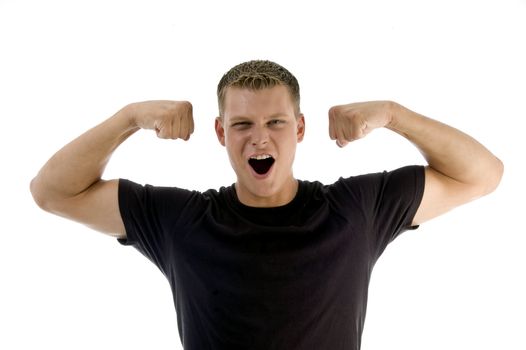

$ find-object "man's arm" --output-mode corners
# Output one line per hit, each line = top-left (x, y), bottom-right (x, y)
(328, 101), (503, 225)
(30, 100), (194, 238)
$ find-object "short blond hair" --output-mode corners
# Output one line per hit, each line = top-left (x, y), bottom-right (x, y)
(217, 60), (301, 116)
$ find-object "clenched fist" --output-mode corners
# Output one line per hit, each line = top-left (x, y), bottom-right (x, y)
(328, 101), (395, 147)
(126, 100), (195, 140)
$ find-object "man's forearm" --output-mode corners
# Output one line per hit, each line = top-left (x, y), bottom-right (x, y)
(30, 106), (138, 207)
(386, 102), (503, 193)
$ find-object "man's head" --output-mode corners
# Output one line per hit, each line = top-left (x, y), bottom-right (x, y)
(215, 60), (305, 207)
(217, 60), (301, 117)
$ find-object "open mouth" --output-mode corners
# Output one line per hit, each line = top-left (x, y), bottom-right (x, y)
(248, 154), (275, 175)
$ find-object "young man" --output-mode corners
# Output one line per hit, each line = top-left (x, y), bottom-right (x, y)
(30, 60), (503, 349)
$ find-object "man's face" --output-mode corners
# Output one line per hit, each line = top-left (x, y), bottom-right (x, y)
(215, 85), (305, 207)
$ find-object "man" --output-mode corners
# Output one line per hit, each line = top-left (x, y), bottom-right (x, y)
(30, 60), (503, 349)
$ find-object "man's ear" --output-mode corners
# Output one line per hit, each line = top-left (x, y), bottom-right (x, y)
(215, 117), (226, 146)
(296, 114), (305, 142)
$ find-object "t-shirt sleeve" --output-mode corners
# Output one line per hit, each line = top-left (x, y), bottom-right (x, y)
(371, 165), (425, 256)
(334, 165), (425, 259)
(117, 179), (201, 274)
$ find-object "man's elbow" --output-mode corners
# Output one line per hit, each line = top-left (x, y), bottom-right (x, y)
(30, 177), (46, 210)
(30, 176), (57, 212)
(478, 156), (504, 197)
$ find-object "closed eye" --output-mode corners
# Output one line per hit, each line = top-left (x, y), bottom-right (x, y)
(231, 121), (252, 129)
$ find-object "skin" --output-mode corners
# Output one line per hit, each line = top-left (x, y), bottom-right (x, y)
(215, 85), (305, 207)
(30, 85), (503, 239)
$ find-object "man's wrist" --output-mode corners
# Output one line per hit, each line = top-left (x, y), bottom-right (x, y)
(385, 102), (421, 138)
(115, 103), (141, 132)
(385, 101), (403, 131)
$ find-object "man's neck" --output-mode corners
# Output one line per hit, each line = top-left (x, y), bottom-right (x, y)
(235, 178), (299, 208)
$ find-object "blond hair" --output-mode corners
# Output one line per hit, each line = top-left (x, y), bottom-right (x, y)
(217, 60), (301, 116)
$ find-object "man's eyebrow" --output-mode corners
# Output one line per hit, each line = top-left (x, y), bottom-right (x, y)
(228, 113), (290, 123)
(228, 116), (252, 123)
(267, 113), (289, 119)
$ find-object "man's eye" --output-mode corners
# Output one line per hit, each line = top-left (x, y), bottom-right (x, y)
(268, 120), (284, 126)
(232, 122), (251, 128)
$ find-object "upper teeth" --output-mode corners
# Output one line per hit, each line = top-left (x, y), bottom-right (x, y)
(250, 154), (272, 160)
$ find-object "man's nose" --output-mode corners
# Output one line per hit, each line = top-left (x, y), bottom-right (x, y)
(250, 125), (269, 147)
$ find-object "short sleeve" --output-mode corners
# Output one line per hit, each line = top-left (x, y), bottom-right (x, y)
(333, 165), (425, 259)
(370, 166), (425, 256)
(117, 179), (200, 274)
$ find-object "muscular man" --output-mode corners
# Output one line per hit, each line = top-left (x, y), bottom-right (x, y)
(30, 60), (503, 349)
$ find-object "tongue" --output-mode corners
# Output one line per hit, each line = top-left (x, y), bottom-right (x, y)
(249, 158), (275, 175)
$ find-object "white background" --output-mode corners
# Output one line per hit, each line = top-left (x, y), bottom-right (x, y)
(1, 0), (525, 349)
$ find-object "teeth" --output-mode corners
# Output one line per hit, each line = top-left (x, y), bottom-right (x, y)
(250, 154), (272, 160)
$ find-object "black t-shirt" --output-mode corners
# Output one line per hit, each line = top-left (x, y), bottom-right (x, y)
(118, 165), (425, 350)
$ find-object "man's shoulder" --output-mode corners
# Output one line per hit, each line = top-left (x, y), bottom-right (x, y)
(120, 179), (234, 198)
(119, 179), (232, 216)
